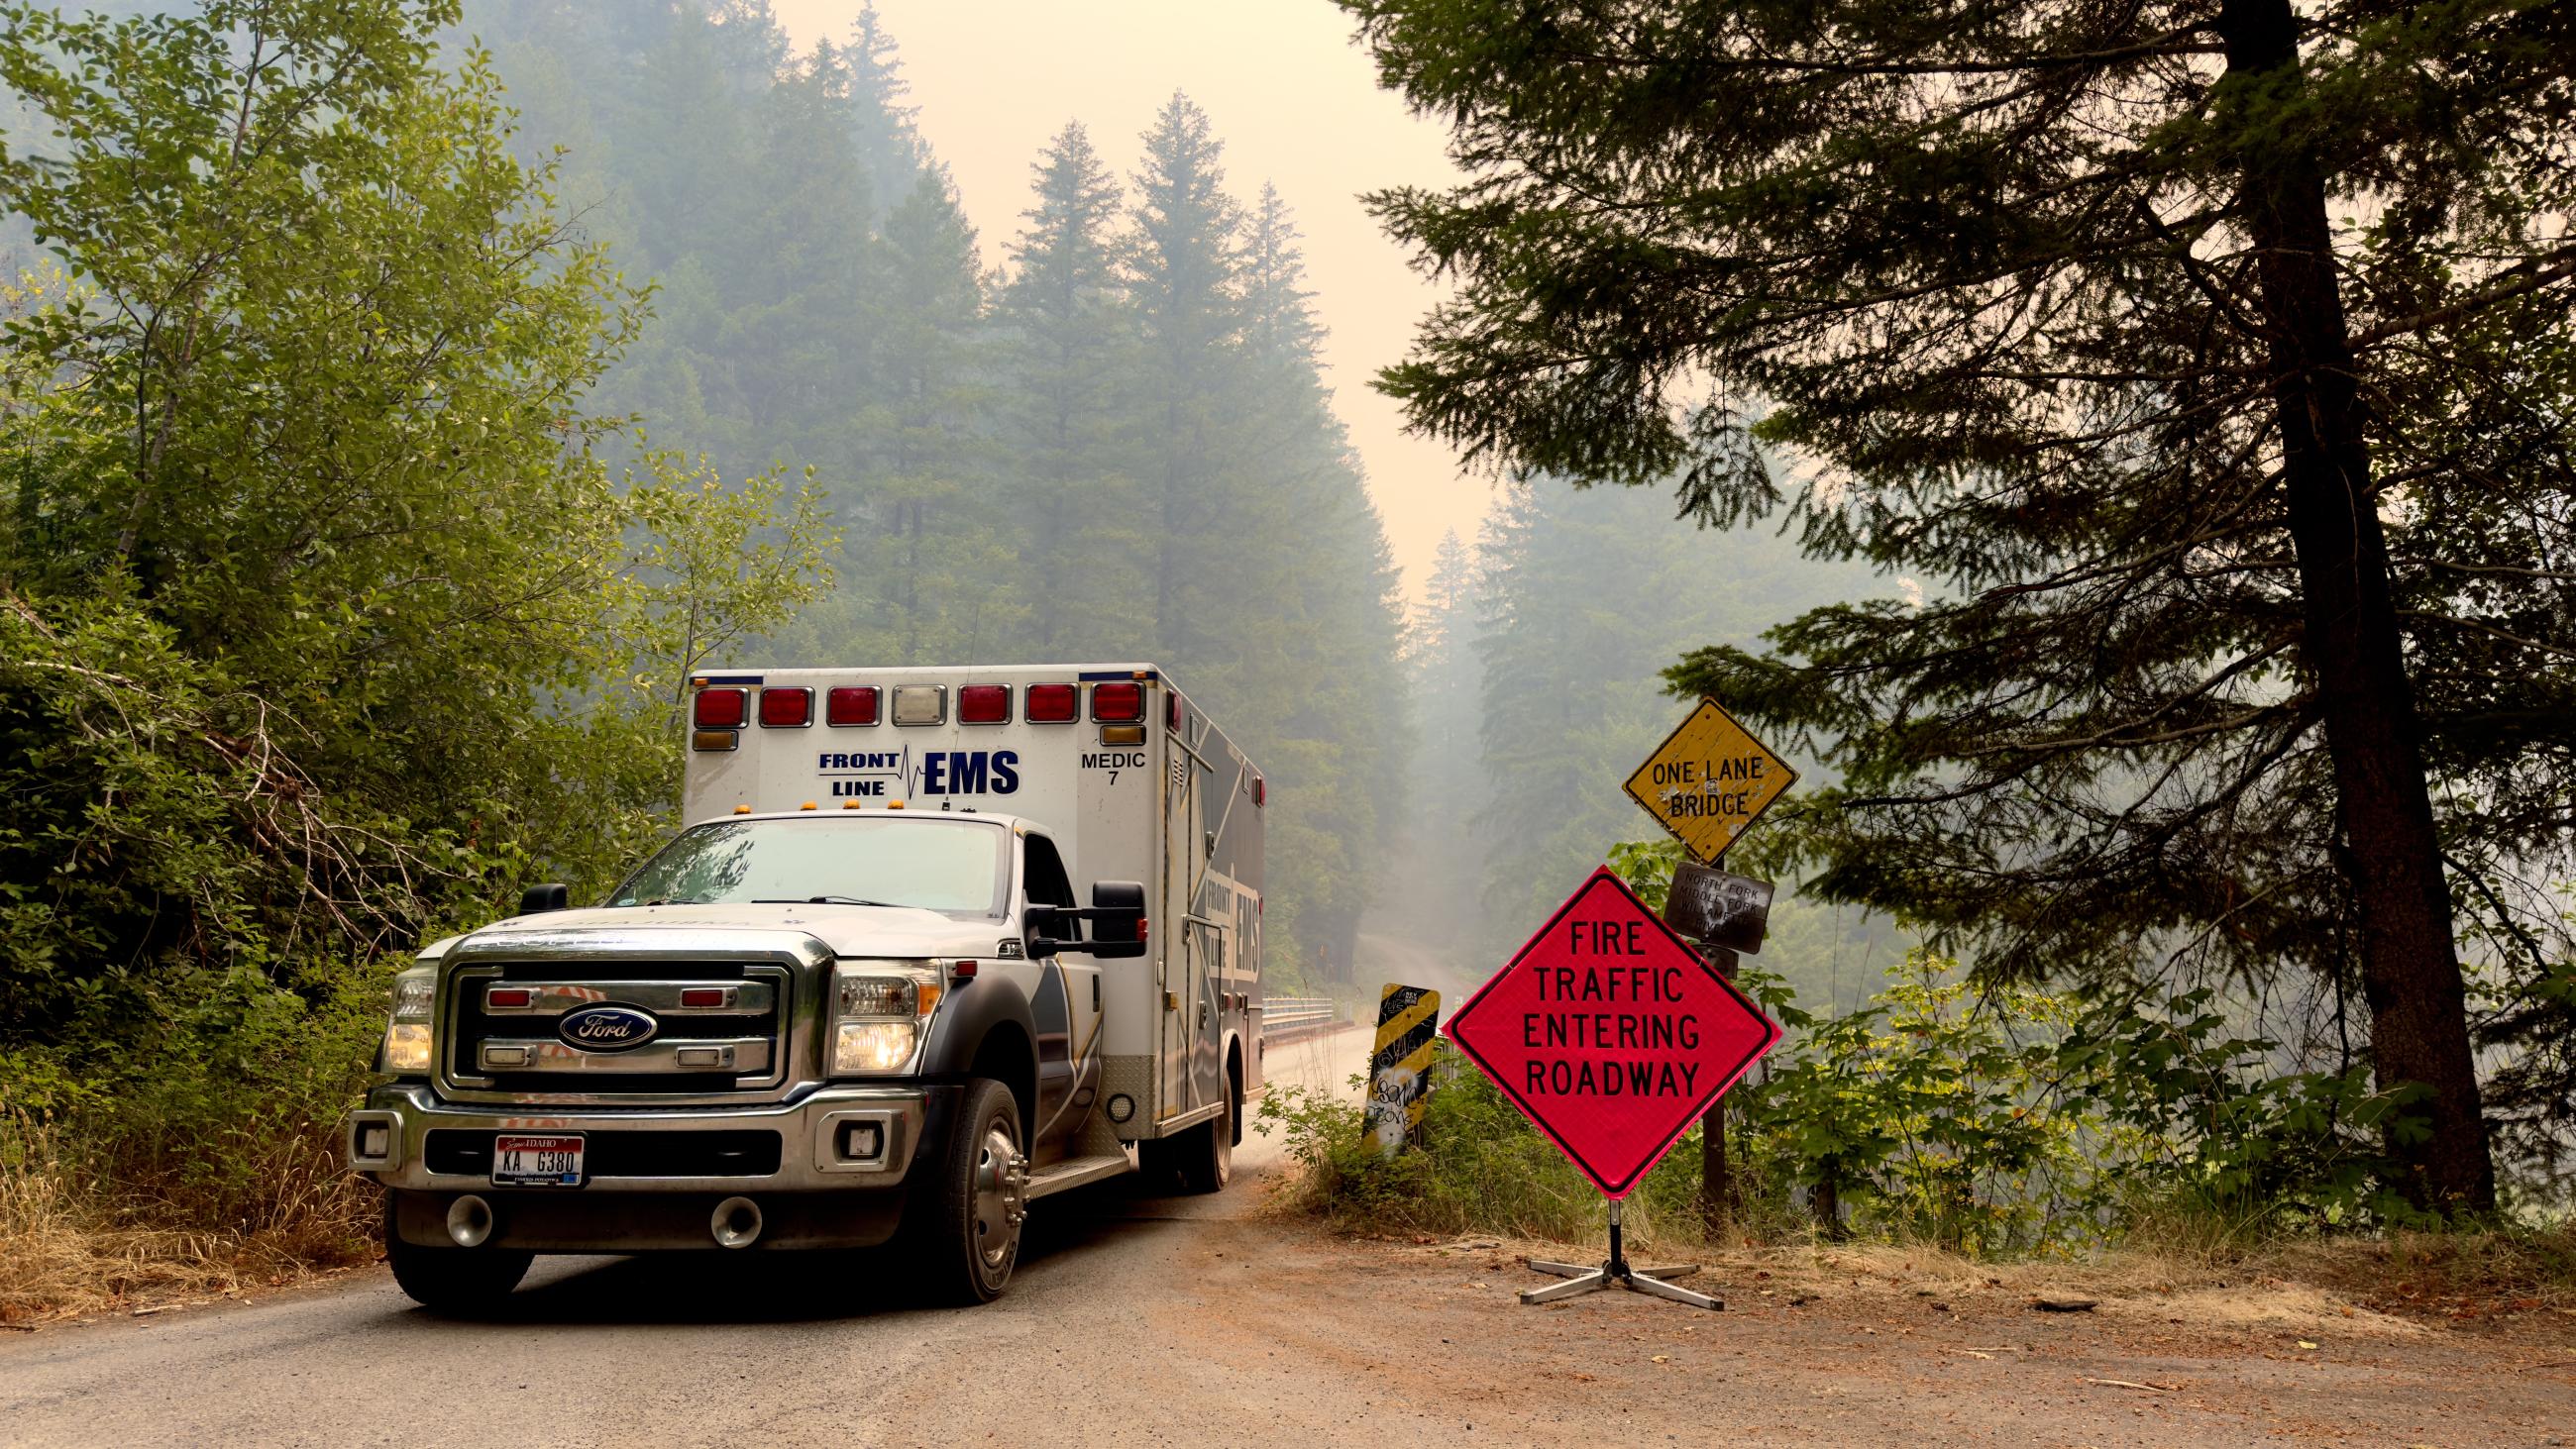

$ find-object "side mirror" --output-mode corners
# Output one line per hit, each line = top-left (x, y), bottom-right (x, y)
(518, 882), (570, 915)
(1022, 903), (1065, 960)
(1081, 881), (1148, 960)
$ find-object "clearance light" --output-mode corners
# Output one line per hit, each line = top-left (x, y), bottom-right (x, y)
(887, 800), (906, 809)
(1167, 692), (1183, 730)
(1091, 680), (1144, 723)
(733, 804), (753, 815)
(1025, 683), (1078, 722)
(694, 687), (747, 729)
(800, 801), (818, 810)
(692, 729), (739, 753)
(1100, 724), (1146, 746)
(892, 684), (946, 726)
(827, 685), (880, 727)
(1254, 775), (1267, 806)
(842, 800), (863, 810)
(959, 684), (1011, 725)
(759, 686), (812, 729)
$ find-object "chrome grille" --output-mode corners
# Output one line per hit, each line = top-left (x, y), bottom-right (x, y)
(446, 964), (791, 1095)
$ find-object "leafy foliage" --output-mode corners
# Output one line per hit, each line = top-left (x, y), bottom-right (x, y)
(0, 0), (826, 1238)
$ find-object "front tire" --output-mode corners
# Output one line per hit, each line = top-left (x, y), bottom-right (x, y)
(909, 1079), (1026, 1304)
(383, 1195), (532, 1312)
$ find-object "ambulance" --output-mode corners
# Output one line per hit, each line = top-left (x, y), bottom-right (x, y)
(347, 665), (1265, 1306)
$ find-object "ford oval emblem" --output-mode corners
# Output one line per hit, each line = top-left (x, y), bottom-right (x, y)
(558, 1003), (659, 1053)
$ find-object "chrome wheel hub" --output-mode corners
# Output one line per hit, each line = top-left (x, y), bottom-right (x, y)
(971, 1124), (1026, 1270)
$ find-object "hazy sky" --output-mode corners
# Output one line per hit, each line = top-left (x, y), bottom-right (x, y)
(771, 0), (1488, 601)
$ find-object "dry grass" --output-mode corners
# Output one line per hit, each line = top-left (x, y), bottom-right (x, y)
(1, 1110), (376, 1326)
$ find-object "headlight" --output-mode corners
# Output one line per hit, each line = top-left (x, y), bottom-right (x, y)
(829, 965), (942, 1076)
(383, 968), (435, 1075)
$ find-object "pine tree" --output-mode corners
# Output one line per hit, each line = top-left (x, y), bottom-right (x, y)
(1394, 530), (1485, 942)
(839, 2), (928, 217)
(840, 173), (1002, 665)
(1125, 93), (1243, 662)
(995, 122), (1142, 653)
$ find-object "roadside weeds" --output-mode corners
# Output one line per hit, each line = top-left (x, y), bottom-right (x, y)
(2, 1115), (374, 1326)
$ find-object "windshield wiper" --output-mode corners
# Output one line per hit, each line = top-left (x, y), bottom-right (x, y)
(753, 895), (898, 907)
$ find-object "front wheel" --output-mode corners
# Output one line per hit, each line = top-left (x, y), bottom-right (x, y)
(383, 1195), (532, 1313)
(907, 1079), (1026, 1304)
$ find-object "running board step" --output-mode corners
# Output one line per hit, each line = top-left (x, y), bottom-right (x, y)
(1025, 1152), (1133, 1200)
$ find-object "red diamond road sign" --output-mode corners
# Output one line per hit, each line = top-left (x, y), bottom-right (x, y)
(1446, 867), (1782, 1198)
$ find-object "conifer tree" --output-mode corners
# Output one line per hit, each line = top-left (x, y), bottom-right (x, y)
(839, 1), (927, 216)
(996, 122), (1141, 651)
(1125, 93), (1243, 662)
(844, 174), (1000, 665)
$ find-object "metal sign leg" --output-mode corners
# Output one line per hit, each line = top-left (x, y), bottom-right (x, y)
(1515, 1200), (1724, 1310)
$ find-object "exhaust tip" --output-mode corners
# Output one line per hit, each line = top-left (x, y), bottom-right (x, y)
(711, 1195), (763, 1249)
(446, 1193), (495, 1248)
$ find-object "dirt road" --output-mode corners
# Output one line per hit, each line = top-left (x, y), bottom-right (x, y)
(4, 1004), (2570, 1446)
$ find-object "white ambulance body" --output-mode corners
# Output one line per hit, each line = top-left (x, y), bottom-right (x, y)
(681, 663), (1270, 1126)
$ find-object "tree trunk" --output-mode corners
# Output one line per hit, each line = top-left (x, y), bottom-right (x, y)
(2219, 0), (2495, 1211)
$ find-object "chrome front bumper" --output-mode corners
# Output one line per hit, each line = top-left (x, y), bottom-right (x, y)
(348, 1081), (941, 1194)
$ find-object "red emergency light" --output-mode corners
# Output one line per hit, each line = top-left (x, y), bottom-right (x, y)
(758, 686), (812, 729)
(694, 687), (747, 729)
(1091, 680), (1144, 724)
(959, 684), (1011, 724)
(1025, 683), (1078, 723)
(827, 686), (880, 727)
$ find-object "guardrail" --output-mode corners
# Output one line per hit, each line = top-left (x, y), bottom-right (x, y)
(1262, 995), (1342, 1042)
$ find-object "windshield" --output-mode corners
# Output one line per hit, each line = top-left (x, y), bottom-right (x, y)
(609, 817), (1011, 915)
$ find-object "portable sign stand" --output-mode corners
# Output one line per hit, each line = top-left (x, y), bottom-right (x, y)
(1520, 1200), (1714, 1308)
(1445, 869), (1781, 1310)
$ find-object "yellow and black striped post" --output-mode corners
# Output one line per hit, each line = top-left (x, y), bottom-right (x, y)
(1364, 983), (1441, 1156)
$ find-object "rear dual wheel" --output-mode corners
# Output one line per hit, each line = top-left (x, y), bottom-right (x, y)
(1143, 1066), (1237, 1194)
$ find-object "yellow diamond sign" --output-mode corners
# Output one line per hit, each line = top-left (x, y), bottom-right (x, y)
(1623, 698), (1797, 865)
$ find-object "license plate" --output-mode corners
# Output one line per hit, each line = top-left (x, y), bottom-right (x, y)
(492, 1133), (586, 1188)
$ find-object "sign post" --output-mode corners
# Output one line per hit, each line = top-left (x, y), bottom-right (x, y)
(1445, 868), (1780, 1308)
